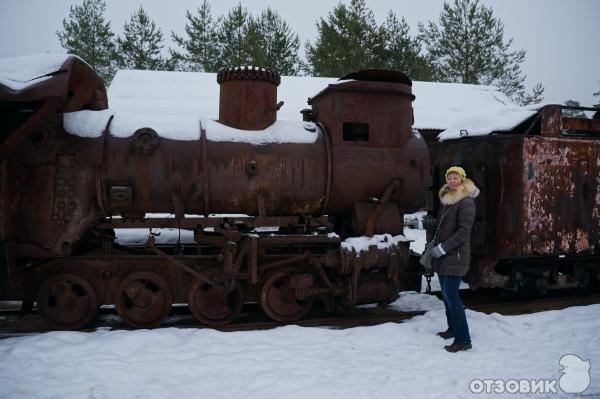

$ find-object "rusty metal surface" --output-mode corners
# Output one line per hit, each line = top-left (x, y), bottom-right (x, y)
(540, 105), (562, 136)
(309, 78), (429, 220)
(522, 136), (598, 255)
(187, 267), (244, 326)
(0, 66), (425, 327)
(352, 202), (403, 236)
(0, 56), (106, 158)
(7, 123), (329, 256)
(115, 270), (173, 328)
(429, 105), (599, 291)
(204, 139), (328, 216)
(6, 119), (102, 256)
(37, 272), (99, 330)
(563, 117), (600, 132)
(541, 104), (600, 137)
(10, 227), (407, 328)
(217, 66), (280, 130)
(5, 92), (425, 259)
(259, 268), (314, 322)
(2, 67), (430, 261)
(1, 56), (106, 254)
(0, 97), (63, 158)
(430, 135), (599, 259)
(101, 134), (329, 218)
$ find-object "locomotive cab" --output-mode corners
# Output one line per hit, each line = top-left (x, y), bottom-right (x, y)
(308, 69), (429, 236)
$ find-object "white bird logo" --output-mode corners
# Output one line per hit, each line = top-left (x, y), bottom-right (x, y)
(559, 354), (591, 394)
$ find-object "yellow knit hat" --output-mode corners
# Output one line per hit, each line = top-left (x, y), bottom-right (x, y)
(445, 166), (466, 180)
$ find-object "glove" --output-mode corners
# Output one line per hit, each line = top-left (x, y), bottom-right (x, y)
(431, 244), (446, 258)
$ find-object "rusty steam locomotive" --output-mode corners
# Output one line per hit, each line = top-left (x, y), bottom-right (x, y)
(1, 55), (598, 330)
(0, 56), (428, 329)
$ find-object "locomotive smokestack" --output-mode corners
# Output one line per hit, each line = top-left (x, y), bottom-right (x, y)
(217, 66), (281, 130)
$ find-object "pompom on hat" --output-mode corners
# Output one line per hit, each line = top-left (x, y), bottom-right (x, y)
(445, 166), (467, 180)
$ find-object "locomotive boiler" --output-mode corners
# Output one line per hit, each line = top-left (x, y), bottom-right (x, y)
(0, 55), (428, 329)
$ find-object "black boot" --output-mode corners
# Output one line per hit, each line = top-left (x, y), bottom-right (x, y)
(445, 342), (472, 352)
(436, 329), (455, 339)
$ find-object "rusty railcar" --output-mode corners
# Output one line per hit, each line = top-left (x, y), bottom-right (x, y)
(428, 105), (600, 294)
(0, 56), (428, 329)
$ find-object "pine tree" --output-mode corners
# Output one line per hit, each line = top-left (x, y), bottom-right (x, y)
(418, 0), (544, 105)
(217, 4), (252, 68)
(116, 7), (167, 71)
(562, 100), (586, 118)
(305, 0), (387, 77)
(594, 83), (600, 108)
(382, 11), (434, 80)
(171, 0), (221, 72)
(245, 8), (300, 75)
(517, 82), (544, 106)
(172, 3), (301, 74)
(56, 0), (117, 83)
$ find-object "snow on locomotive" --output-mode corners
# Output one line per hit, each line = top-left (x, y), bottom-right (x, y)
(0, 55), (428, 329)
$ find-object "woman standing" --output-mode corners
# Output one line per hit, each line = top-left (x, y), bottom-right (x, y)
(430, 166), (479, 352)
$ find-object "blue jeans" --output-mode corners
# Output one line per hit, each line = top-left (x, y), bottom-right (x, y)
(438, 274), (471, 344)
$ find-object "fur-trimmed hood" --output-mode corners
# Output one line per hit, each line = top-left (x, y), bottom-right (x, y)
(438, 178), (480, 205)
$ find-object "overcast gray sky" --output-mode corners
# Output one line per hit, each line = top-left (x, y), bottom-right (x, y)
(1, 0), (598, 105)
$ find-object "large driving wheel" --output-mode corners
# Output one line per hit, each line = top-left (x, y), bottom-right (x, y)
(260, 269), (314, 323)
(115, 271), (172, 328)
(188, 268), (244, 326)
(37, 273), (99, 330)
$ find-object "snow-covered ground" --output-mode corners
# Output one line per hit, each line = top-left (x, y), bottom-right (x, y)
(0, 292), (597, 398)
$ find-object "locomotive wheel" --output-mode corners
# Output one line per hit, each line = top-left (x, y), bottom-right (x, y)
(115, 271), (172, 328)
(37, 273), (99, 330)
(260, 269), (314, 323)
(187, 268), (244, 326)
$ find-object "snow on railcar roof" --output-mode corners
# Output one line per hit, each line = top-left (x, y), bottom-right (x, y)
(107, 68), (525, 133)
(437, 105), (539, 141)
(108, 69), (335, 123)
(0, 53), (71, 91)
(63, 69), (329, 143)
(202, 118), (320, 145)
